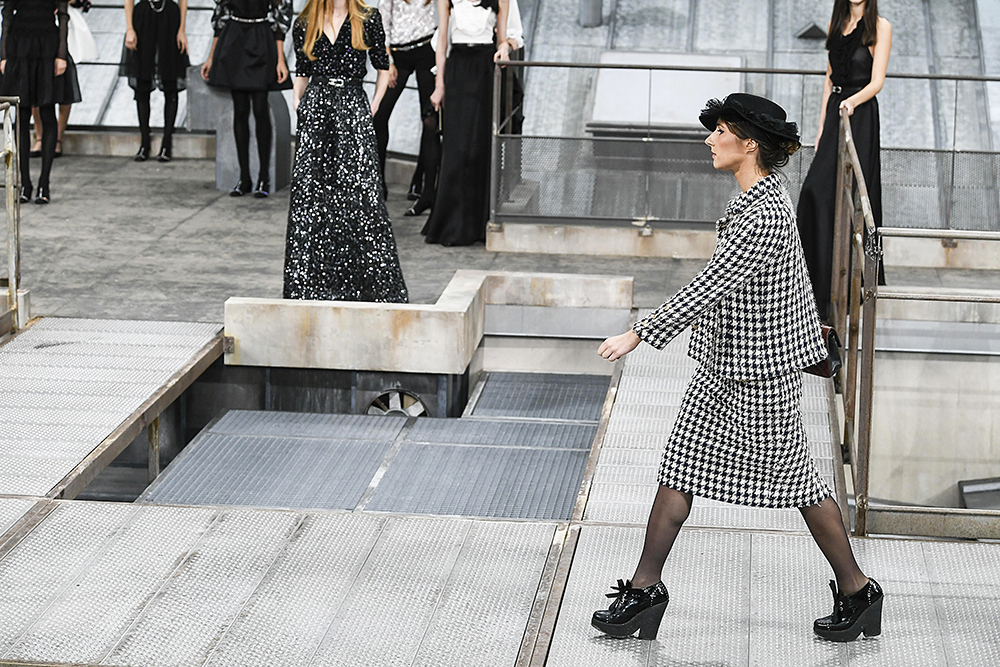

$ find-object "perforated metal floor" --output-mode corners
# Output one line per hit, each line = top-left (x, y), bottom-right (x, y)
(547, 524), (1000, 667)
(0, 501), (554, 667)
(471, 372), (610, 421)
(585, 319), (839, 529)
(140, 412), (408, 510)
(0, 319), (221, 497)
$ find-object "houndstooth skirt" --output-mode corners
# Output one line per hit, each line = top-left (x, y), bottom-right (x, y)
(658, 364), (831, 508)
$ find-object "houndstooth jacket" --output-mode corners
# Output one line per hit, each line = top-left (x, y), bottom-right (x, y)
(633, 174), (827, 380)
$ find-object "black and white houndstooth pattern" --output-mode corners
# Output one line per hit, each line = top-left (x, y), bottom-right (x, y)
(634, 174), (831, 507)
(633, 174), (826, 381)
(658, 365), (831, 507)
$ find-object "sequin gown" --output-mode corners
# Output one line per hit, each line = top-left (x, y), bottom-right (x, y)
(283, 12), (409, 303)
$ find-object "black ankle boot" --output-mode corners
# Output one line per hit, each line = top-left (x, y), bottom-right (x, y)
(19, 184), (33, 204)
(34, 184), (50, 204)
(157, 141), (172, 163)
(134, 145), (150, 162)
(814, 578), (883, 642)
(592, 579), (669, 640)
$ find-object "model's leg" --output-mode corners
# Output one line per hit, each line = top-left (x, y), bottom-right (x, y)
(631, 485), (693, 587)
(408, 64), (439, 213)
(802, 496), (883, 642)
(160, 89), (178, 159)
(135, 84), (152, 159)
(35, 105), (58, 201)
(31, 107), (43, 153)
(56, 104), (71, 155)
(17, 106), (33, 193)
(250, 90), (272, 190)
(230, 89), (252, 192)
(799, 497), (866, 593)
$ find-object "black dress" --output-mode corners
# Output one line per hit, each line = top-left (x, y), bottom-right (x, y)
(283, 12), (409, 303)
(0, 0), (82, 106)
(421, 41), (496, 246)
(208, 0), (292, 91)
(119, 0), (189, 91)
(797, 19), (883, 322)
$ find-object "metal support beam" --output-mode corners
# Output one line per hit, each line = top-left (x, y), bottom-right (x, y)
(148, 417), (160, 484)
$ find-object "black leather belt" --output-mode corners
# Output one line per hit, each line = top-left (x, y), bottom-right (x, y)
(310, 75), (363, 88)
(391, 35), (434, 52)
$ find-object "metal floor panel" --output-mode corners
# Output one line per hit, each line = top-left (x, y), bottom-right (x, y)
(0, 498), (37, 537)
(366, 442), (589, 520)
(406, 417), (596, 449)
(140, 433), (394, 510)
(0, 318), (221, 499)
(104, 509), (301, 667)
(6, 505), (218, 665)
(472, 372), (609, 421)
(0, 502), (137, 654)
(201, 512), (387, 667)
(207, 410), (408, 441)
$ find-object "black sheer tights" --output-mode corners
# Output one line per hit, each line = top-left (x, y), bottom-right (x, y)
(231, 89), (271, 183)
(135, 86), (179, 151)
(19, 105), (56, 190)
(412, 112), (440, 208)
(629, 487), (867, 595)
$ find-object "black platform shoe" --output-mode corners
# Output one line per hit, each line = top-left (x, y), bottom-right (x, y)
(18, 184), (33, 204)
(814, 578), (883, 642)
(133, 145), (150, 162)
(34, 184), (50, 205)
(406, 183), (421, 201)
(253, 178), (269, 199)
(592, 579), (669, 640)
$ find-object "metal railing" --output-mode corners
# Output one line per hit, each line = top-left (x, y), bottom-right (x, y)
(830, 107), (1000, 539)
(488, 61), (1000, 232)
(1, 97), (21, 337)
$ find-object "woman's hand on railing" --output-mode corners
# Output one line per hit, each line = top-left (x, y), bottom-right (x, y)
(430, 84), (444, 111)
(494, 42), (510, 64)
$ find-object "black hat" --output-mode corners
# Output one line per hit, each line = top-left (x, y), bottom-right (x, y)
(699, 93), (800, 144)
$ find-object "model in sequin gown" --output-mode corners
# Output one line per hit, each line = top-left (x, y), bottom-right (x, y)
(282, 8), (408, 303)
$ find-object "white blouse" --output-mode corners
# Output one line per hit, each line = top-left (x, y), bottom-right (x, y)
(447, 0), (523, 48)
(380, 0), (438, 47)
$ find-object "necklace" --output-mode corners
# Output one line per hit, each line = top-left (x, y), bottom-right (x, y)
(146, 0), (166, 13)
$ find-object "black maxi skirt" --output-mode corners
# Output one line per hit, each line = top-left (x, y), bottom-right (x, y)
(422, 44), (495, 246)
(283, 79), (408, 303)
(119, 0), (189, 91)
(797, 91), (883, 322)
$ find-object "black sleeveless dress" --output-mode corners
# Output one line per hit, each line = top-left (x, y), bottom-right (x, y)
(796, 19), (883, 322)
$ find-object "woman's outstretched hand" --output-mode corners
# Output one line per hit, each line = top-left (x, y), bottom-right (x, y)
(598, 330), (641, 362)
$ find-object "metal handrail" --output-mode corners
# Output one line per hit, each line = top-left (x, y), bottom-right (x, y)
(833, 107), (1000, 538)
(2, 96), (21, 336)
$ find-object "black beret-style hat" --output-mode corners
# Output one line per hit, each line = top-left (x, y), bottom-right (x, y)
(699, 93), (800, 144)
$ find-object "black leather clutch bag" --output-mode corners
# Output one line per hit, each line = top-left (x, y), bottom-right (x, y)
(804, 326), (842, 378)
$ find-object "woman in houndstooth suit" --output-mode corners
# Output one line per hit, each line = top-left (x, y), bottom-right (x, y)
(591, 93), (883, 644)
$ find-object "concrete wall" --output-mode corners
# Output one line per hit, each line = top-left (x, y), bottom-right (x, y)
(869, 351), (1000, 507)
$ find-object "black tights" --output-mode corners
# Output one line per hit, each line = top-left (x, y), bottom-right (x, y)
(19, 104), (56, 190)
(231, 89), (271, 183)
(135, 86), (179, 151)
(630, 486), (867, 595)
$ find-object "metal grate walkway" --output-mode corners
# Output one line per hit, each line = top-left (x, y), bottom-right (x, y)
(0, 319), (221, 497)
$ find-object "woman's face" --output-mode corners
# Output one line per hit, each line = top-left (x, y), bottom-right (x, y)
(704, 121), (753, 173)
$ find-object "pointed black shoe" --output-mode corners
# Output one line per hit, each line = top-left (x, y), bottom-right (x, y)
(157, 145), (172, 163)
(253, 178), (270, 199)
(592, 579), (669, 640)
(814, 578), (883, 642)
(133, 145), (150, 162)
(406, 183), (421, 201)
(19, 184), (33, 204)
(34, 184), (50, 205)
(404, 198), (432, 216)
(230, 179), (252, 197)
